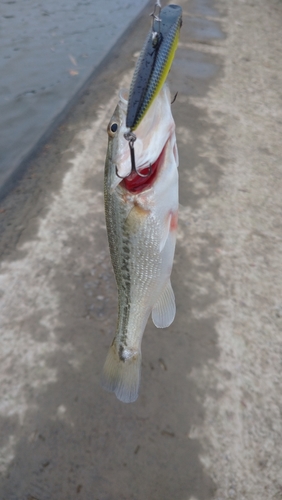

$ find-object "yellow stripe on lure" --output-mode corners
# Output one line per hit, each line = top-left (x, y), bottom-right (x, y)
(126, 4), (182, 131)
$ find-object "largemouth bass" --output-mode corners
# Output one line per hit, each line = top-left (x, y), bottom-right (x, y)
(101, 84), (178, 403)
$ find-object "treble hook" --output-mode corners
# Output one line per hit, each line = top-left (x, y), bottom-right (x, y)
(116, 132), (152, 179)
(150, 0), (162, 45)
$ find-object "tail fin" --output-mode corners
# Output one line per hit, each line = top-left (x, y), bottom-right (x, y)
(101, 343), (141, 403)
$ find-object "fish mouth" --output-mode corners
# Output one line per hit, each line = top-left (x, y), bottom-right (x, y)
(120, 137), (168, 194)
(111, 84), (175, 192)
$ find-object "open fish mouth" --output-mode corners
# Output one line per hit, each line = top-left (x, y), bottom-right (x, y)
(120, 137), (168, 193)
(111, 83), (175, 191)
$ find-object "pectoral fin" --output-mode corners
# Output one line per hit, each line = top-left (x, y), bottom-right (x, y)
(152, 279), (176, 328)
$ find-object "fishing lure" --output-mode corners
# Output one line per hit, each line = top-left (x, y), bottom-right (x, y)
(122, 2), (182, 180)
(126, 2), (182, 131)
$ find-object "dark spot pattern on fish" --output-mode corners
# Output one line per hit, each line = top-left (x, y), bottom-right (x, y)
(117, 223), (131, 347)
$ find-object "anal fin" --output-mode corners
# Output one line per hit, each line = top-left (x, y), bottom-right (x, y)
(152, 279), (176, 328)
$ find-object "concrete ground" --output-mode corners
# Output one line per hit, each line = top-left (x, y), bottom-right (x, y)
(0, 0), (282, 498)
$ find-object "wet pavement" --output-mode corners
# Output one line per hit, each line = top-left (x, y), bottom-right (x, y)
(0, 0), (148, 197)
(0, 0), (282, 498)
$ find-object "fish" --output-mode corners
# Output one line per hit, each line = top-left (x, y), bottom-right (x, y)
(101, 83), (179, 403)
(126, 4), (182, 131)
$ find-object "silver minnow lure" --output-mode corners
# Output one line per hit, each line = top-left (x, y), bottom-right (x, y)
(101, 84), (179, 403)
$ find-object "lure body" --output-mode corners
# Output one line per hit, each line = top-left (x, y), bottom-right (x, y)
(126, 4), (182, 131)
(102, 84), (179, 403)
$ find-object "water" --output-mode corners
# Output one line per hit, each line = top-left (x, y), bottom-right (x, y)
(0, 0), (149, 195)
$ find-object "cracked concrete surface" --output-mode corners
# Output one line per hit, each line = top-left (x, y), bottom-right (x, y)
(0, 0), (281, 498)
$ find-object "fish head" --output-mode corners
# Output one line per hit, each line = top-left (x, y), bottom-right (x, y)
(106, 84), (176, 191)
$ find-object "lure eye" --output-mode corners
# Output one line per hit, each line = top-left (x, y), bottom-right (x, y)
(107, 121), (118, 137)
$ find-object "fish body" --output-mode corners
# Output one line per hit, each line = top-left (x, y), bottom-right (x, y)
(126, 4), (182, 130)
(102, 84), (178, 403)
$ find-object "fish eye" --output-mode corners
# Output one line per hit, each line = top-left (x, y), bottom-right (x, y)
(107, 121), (118, 137)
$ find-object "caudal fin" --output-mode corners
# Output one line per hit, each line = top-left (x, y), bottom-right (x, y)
(101, 343), (141, 403)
